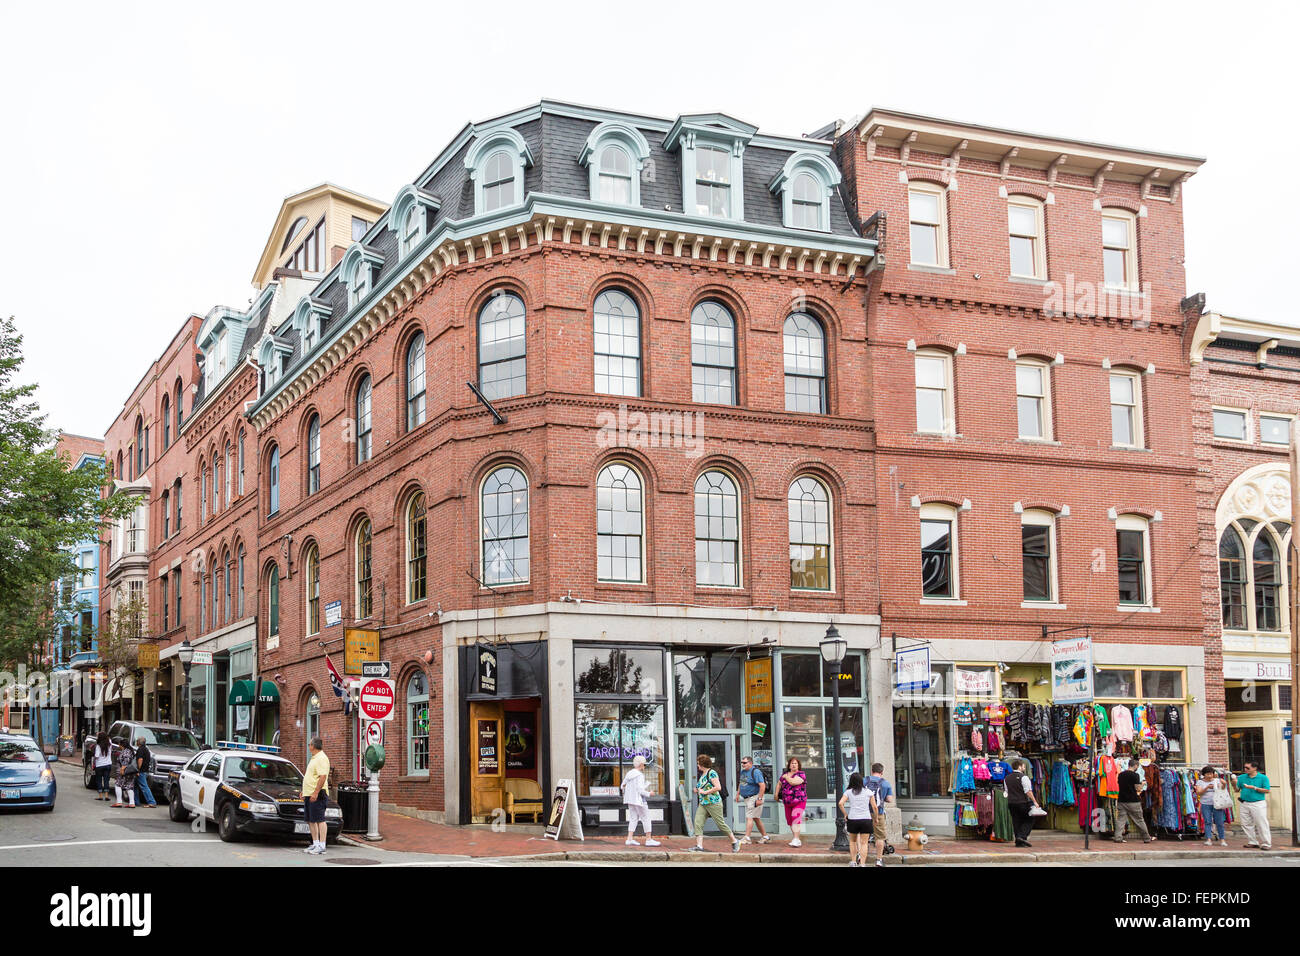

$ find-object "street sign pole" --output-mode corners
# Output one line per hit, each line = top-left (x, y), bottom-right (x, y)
(1289, 434), (1299, 847)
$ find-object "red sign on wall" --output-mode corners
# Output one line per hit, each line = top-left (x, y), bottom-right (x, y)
(358, 677), (395, 721)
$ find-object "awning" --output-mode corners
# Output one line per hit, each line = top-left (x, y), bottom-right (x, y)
(228, 680), (255, 706)
(256, 680), (280, 705)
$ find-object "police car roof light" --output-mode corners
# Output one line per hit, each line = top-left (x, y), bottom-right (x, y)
(216, 740), (281, 754)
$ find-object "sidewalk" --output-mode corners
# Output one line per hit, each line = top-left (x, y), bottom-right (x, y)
(341, 808), (1300, 864)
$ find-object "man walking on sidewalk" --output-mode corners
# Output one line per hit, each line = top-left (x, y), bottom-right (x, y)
(1235, 762), (1272, 850)
(302, 736), (331, 856)
(1115, 758), (1155, 844)
(735, 755), (770, 844)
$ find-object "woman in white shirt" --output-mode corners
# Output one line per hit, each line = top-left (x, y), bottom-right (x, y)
(1194, 766), (1228, 847)
(837, 772), (882, 867)
(92, 731), (113, 801)
(621, 755), (659, 847)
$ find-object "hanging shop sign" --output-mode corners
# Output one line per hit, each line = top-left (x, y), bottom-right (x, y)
(744, 657), (774, 713)
(344, 628), (379, 676)
(895, 646), (932, 692)
(477, 646), (498, 695)
(190, 652), (213, 667)
(137, 643), (159, 670)
(1051, 635), (1094, 704)
(477, 719), (499, 774)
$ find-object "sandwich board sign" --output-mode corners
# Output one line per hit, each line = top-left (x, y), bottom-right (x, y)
(544, 778), (584, 841)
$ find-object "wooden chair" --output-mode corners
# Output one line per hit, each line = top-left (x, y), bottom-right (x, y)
(503, 778), (545, 823)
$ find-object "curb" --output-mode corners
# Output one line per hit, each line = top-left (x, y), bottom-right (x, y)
(491, 847), (1300, 865)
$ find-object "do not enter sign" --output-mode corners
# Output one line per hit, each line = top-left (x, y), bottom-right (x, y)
(359, 677), (396, 721)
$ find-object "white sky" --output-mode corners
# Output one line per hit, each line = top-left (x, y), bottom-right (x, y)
(2, 0), (1295, 439)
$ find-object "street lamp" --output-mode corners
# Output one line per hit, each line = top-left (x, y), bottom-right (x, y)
(177, 640), (194, 735)
(820, 623), (850, 853)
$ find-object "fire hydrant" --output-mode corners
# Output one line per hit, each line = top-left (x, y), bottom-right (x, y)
(905, 815), (927, 851)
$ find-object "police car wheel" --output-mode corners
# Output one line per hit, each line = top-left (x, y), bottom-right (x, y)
(218, 803), (240, 842)
(169, 788), (190, 823)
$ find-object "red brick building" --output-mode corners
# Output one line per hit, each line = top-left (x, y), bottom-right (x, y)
(1189, 308), (1299, 832)
(837, 109), (1208, 832)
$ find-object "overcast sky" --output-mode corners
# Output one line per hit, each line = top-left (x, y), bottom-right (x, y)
(2, 1), (1294, 439)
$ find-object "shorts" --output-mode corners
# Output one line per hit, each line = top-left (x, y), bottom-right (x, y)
(846, 818), (875, 835)
(304, 793), (329, 823)
(783, 800), (806, 826)
(744, 795), (764, 819)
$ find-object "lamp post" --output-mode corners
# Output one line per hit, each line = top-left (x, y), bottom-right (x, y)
(177, 640), (194, 736)
(820, 623), (850, 853)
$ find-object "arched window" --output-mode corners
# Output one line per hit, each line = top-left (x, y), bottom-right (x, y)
(304, 692), (319, 763)
(199, 562), (207, 631)
(223, 548), (232, 624)
(783, 313), (826, 413)
(304, 544), (320, 636)
(175, 382), (183, 432)
(306, 415), (321, 495)
(210, 554), (218, 628)
(161, 490), (170, 539)
(406, 333), (426, 431)
(174, 479), (182, 532)
(1253, 530), (1281, 631)
(483, 150), (515, 211)
(593, 290), (641, 397)
(407, 672), (430, 775)
(200, 464), (208, 522)
(212, 451), (220, 514)
(237, 429), (245, 495)
(478, 293), (526, 401)
(356, 375), (372, 464)
(356, 519), (373, 619)
(788, 476), (831, 590)
(401, 205), (422, 258)
(791, 172), (822, 229)
(237, 544), (245, 618)
(267, 565), (280, 638)
(267, 446), (280, 516)
(224, 441), (232, 506)
(161, 395), (171, 449)
(598, 145), (633, 204)
(407, 493), (427, 603)
(135, 418), (145, 475)
(695, 470), (740, 587)
(482, 467), (529, 586)
(691, 301), (737, 405)
(1219, 526), (1247, 630)
(596, 463), (644, 583)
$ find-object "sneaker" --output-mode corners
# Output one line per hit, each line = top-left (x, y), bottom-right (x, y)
(306, 845), (324, 855)
(738, 836), (753, 844)
(875, 859), (884, 867)
(1260, 846), (1271, 851)
(1204, 839), (1213, 846)
(625, 839), (640, 846)
(732, 840), (741, 853)
(302, 846), (316, 853)
(688, 845), (707, 852)
(789, 839), (802, 848)
(645, 839), (661, 847)
(759, 835), (772, 844)
(849, 860), (859, 867)
(1220, 840), (1229, 847)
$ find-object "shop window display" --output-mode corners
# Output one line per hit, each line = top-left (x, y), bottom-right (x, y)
(576, 701), (665, 797)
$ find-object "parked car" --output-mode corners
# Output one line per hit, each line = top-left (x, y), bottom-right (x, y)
(82, 720), (201, 800)
(168, 741), (341, 844)
(0, 732), (56, 811)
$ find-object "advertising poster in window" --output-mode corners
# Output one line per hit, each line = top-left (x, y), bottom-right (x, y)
(503, 710), (535, 770)
(476, 719), (499, 775)
(1052, 636), (1094, 704)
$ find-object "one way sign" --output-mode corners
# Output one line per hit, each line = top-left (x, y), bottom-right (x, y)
(361, 661), (391, 678)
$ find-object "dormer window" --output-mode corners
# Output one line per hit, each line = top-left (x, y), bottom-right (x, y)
(579, 122), (651, 207)
(340, 244), (383, 310)
(770, 151), (840, 232)
(465, 126), (533, 217)
(390, 185), (441, 260)
(663, 113), (757, 222)
(257, 333), (292, 393)
(291, 296), (332, 358)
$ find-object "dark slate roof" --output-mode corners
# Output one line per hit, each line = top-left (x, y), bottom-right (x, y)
(261, 102), (865, 401)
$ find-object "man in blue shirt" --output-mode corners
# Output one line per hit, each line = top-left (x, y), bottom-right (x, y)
(865, 763), (894, 846)
(734, 755), (771, 844)
(1235, 761), (1272, 850)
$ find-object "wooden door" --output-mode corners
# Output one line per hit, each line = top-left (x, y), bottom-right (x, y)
(469, 702), (505, 822)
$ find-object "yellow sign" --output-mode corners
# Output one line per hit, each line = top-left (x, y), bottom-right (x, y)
(137, 643), (160, 669)
(744, 657), (774, 714)
(344, 628), (380, 676)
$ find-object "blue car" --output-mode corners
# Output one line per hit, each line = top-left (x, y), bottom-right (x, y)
(0, 733), (56, 811)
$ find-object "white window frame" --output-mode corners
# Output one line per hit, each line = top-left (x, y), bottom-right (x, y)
(1020, 509), (1058, 604)
(915, 349), (955, 436)
(1015, 359), (1052, 441)
(908, 183), (949, 268)
(1212, 406), (1250, 443)
(1259, 412), (1294, 447)
(1102, 208), (1138, 291)
(1115, 514), (1153, 608)
(1007, 197), (1046, 279)
(596, 462), (646, 585)
(788, 475), (834, 592)
(465, 127), (532, 217)
(919, 502), (959, 601)
(579, 121), (651, 208)
(1109, 370), (1144, 449)
(480, 466), (530, 587)
(694, 468), (742, 589)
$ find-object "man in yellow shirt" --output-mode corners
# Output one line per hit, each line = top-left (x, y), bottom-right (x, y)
(302, 736), (331, 855)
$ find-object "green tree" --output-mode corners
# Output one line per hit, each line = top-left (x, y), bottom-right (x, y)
(0, 316), (129, 672)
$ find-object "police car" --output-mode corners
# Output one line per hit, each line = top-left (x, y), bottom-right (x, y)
(167, 741), (341, 844)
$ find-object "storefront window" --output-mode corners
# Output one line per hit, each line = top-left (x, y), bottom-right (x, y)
(576, 701), (665, 797)
(782, 653), (822, 697)
(673, 655), (707, 728)
(892, 661), (953, 800)
(1141, 669), (1183, 699)
(827, 705), (865, 794)
(708, 654), (742, 729)
(190, 672), (208, 742)
(1096, 667), (1189, 756)
(825, 654), (863, 698)
(1094, 668), (1136, 698)
(782, 704), (826, 797)
(1226, 684), (1274, 712)
(1227, 726), (1266, 772)
(575, 646), (664, 697)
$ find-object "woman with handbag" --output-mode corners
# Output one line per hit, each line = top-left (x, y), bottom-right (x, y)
(1005, 758), (1044, 847)
(773, 757), (808, 848)
(1195, 767), (1230, 846)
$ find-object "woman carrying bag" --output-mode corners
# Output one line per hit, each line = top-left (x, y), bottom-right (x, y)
(1194, 766), (1230, 847)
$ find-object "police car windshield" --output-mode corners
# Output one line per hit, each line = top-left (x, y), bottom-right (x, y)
(223, 757), (301, 786)
(137, 728), (200, 748)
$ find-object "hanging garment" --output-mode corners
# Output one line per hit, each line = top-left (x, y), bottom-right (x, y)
(984, 703), (1009, 726)
(992, 786), (1015, 841)
(987, 727), (1003, 754)
(1111, 704), (1134, 741)
(1164, 705), (1183, 742)
(1007, 704), (1024, 743)
(977, 791), (994, 827)
(970, 726), (984, 753)
(1157, 769), (1181, 829)
(953, 756), (976, 792)
(1054, 705), (1074, 744)
(972, 757), (991, 782)
(1078, 784), (1099, 830)
(954, 704), (976, 725)
(1133, 703), (1155, 741)
(1048, 760), (1075, 806)
(1092, 704), (1112, 738)
(1142, 763), (1162, 810)
(1073, 707), (1094, 748)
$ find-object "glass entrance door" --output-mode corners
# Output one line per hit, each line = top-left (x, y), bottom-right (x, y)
(689, 734), (735, 833)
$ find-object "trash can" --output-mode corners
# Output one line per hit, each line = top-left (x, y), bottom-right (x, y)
(336, 782), (368, 834)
